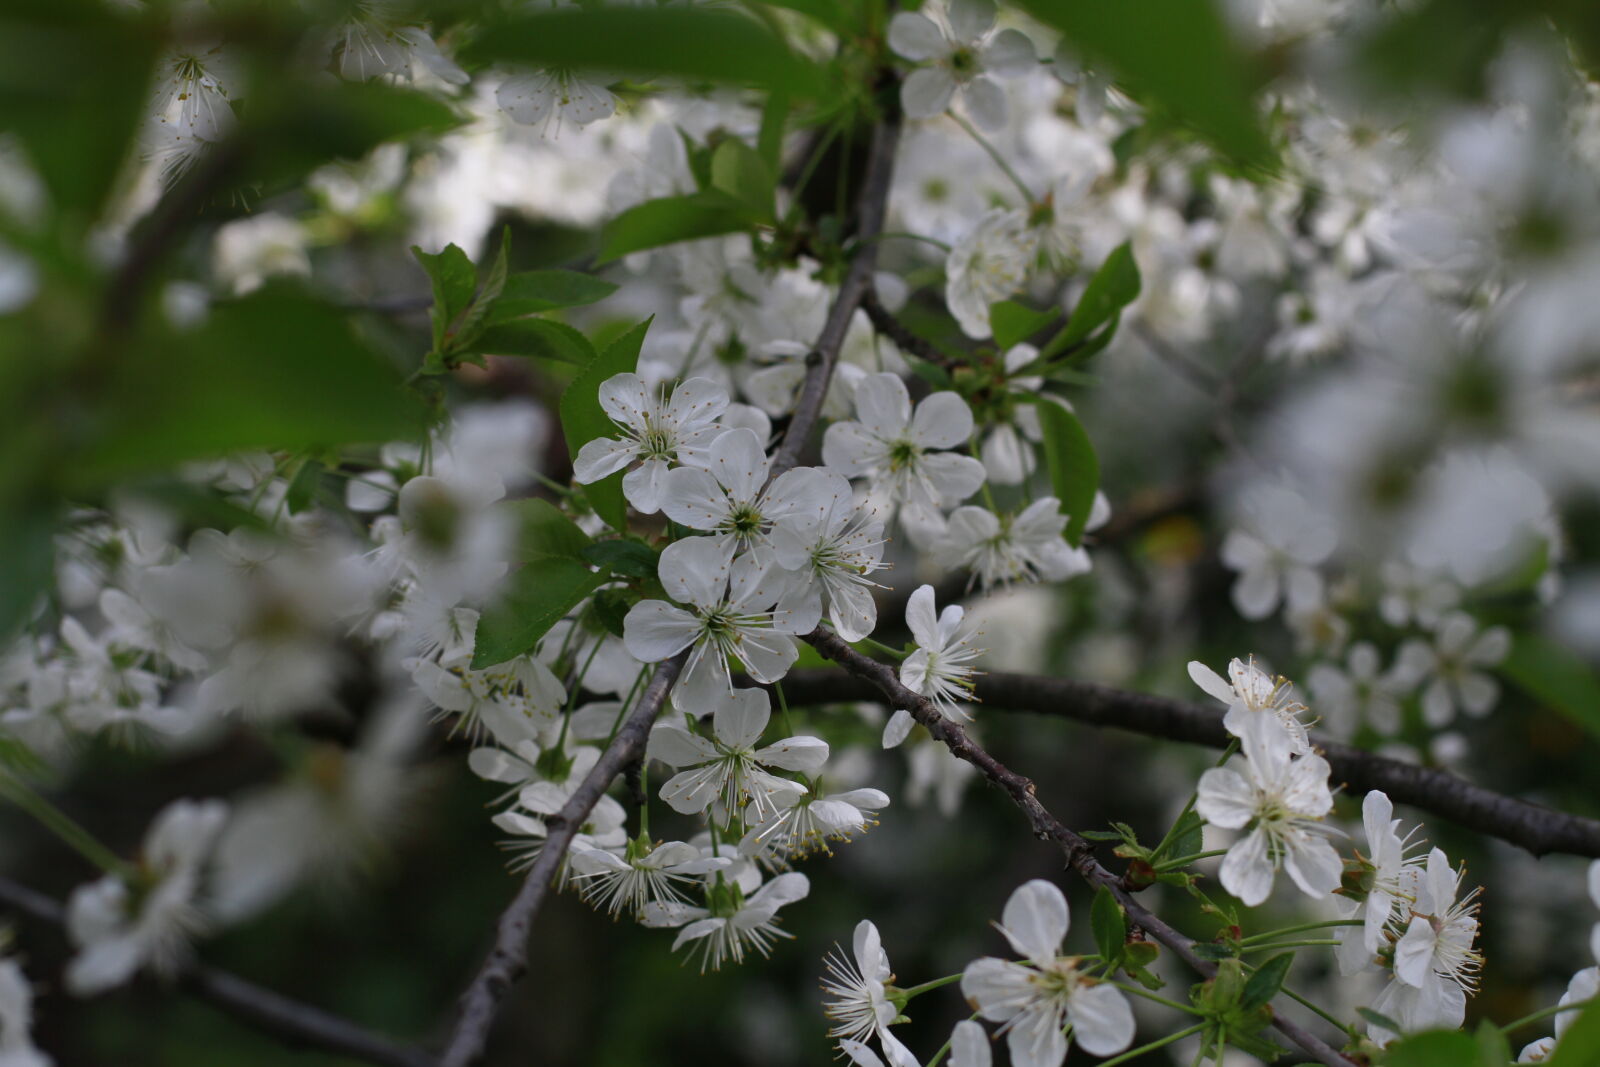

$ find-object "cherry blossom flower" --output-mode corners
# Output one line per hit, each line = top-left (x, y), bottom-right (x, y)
(331, 3), (467, 85)
(822, 374), (986, 546)
(659, 428), (836, 558)
(492, 781), (626, 873)
(933, 499), (1091, 591)
(770, 473), (888, 642)
(960, 880), (1135, 1066)
(1369, 847), (1483, 1039)
(646, 686), (827, 824)
(567, 839), (727, 920)
(65, 798), (229, 995)
(1517, 967), (1598, 1062)
(1187, 655), (1315, 754)
(887, 0), (1036, 130)
(622, 536), (805, 710)
(571, 374), (729, 515)
(946, 209), (1037, 339)
(822, 920), (915, 1067)
(498, 70), (615, 131)
(643, 871), (810, 972)
(1221, 483), (1337, 621)
(1395, 611), (1510, 727)
(1307, 642), (1418, 738)
(1335, 790), (1425, 977)
(1195, 717), (1341, 906)
(740, 786), (891, 868)
(884, 585), (985, 747)
(142, 43), (238, 183)
(0, 956), (50, 1067)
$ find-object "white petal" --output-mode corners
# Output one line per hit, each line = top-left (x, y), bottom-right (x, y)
(1220, 828), (1275, 906)
(981, 28), (1036, 76)
(1194, 767), (1255, 829)
(1283, 835), (1344, 899)
(572, 436), (636, 484)
(999, 879), (1069, 965)
(757, 734), (830, 773)
(961, 77), (1007, 132)
(657, 536), (735, 610)
(902, 68), (957, 120)
(713, 686), (772, 752)
(887, 12), (950, 61)
(622, 600), (701, 662)
(647, 723), (720, 767)
(1067, 982), (1136, 1057)
(910, 391), (976, 450)
(622, 456), (671, 515)
(659, 467), (729, 531)
(905, 585), (941, 649)
(916, 452), (987, 508)
(949, 1019), (991, 1067)
(882, 708), (916, 748)
(597, 372), (654, 430)
(960, 957), (1035, 1022)
(948, 0), (996, 43)
(853, 373), (913, 439)
(1006, 1004), (1066, 1067)
(1187, 661), (1236, 706)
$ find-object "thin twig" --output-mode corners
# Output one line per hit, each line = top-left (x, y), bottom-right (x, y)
(859, 286), (952, 367)
(437, 654), (684, 1067)
(771, 111), (903, 476)
(773, 667), (1600, 859)
(801, 629), (1358, 1067)
(0, 875), (434, 1067)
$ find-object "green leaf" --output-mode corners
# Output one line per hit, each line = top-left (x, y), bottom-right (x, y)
(592, 587), (634, 639)
(504, 498), (591, 562)
(598, 192), (751, 264)
(1240, 953), (1292, 1012)
(581, 540), (659, 581)
(0, 1), (159, 219)
(1499, 633), (1600, 742)
(1024, 399), (1100, 547)
(1090, 886), (1126, 967)
(1016, 0), (1274, 169)
(487, 271), (619, 323)
(757, 91), (790, 172)
(1383, 1030), (1484, 1067)
(1358, 1007), (1403, 1034)
(1190, 941), (1236, 961)
(1475, 1020), (1512, 1067)
(464, 7), (828, 97)
(758, 0), (852, 34)
(1551, 998), (1600, 1066)
(413, 244), (478, 353)
(1041, 242), (1141, 361)
(76, 287), (424, 484)
(471, 319), (597, 365)
(471, 557), (606, 669)
(990, 300), (1061, 352)
(452, 226), (511, 353)
(284, 457), (324, 515)
(560, 318), (652, 530)
(710, 138), (776, 223)
(1079, 829), (1125, 842)
(1168, 810), (1205, 862)
(237, 79), (462, 199)
(0, 507), (54, 641)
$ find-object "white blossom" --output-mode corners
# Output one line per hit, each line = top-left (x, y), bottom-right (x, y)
(647, 686), (827, 824)
(960, 879), (1135, 1066)
(887, 0), (1035, 129)
(571, 374), (729, 516)
(934, 499), (1091, 591)
(883, 585), (985, 748)
(1195, 717), (1341, 907)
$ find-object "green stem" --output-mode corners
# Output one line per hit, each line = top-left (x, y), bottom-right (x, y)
(1239, 939), (1339, 953)
(1238, 920), (1363, 946)
(925, 1011), (981, 1067)
(859, 636), (908, 661)
(1111, 981), (1204, 1016)
(1499, 995), (1600, 1035)
(951, 112), (1035, 205)
(1275, 983), (1347, 1031)
(1095, 1022), (1207, 1067)
(1154, 848), (1228, 871)
(898, 973), (962, 1000)
(0, 773), (131, 877)
(868, 231), (953, 253)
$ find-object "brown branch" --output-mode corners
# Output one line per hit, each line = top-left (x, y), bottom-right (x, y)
(858, 286), (951, 367)
(437, 654), (684, 1067)
(774, 667), (1600, 859)
(800, 629), (1357, 1067)
(0, 874), (433, 1067)
(770, 111), (902, 476)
